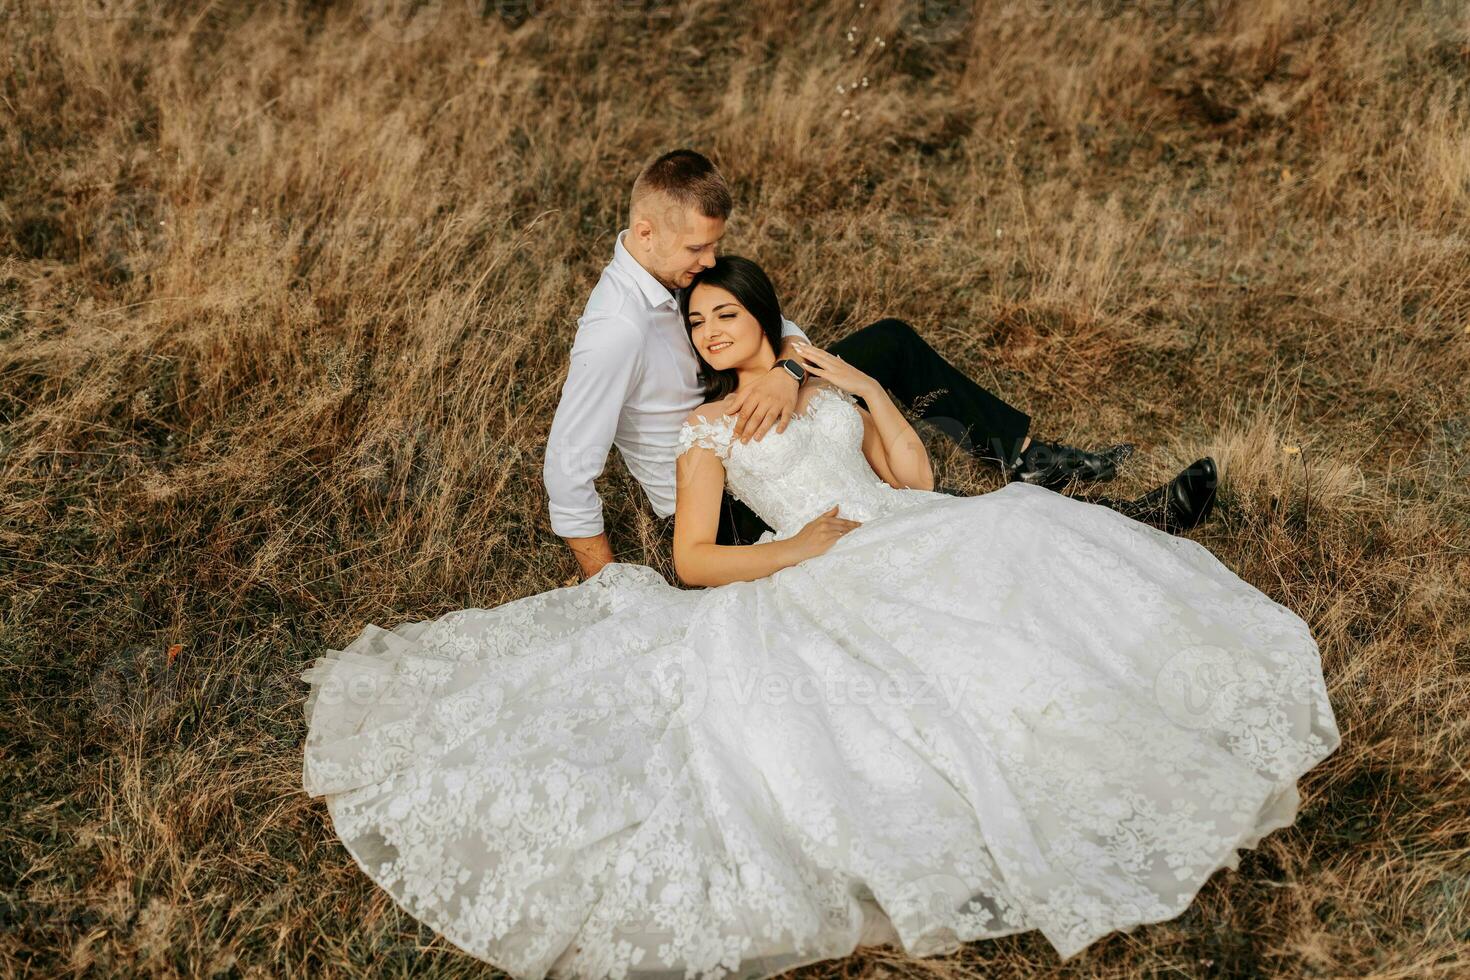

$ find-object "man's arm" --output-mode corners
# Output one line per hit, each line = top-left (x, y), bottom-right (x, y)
(776, 314), (810, 364)
(543, 315), (645, 578)
(563, 532), (616, 579)
(775, 336), (805, 363)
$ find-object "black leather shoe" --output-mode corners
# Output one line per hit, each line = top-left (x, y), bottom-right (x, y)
(1007, 440), (1135, 492)
(1102, 456), (1218, 533)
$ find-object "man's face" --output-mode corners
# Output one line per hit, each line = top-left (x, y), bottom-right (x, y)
(639, 202), (725, 291)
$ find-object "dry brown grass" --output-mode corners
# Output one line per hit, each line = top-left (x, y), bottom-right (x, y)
(2, 0), (1468, 976)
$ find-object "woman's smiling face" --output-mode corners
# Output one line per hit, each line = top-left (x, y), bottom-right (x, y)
(686, 283), (768, 371)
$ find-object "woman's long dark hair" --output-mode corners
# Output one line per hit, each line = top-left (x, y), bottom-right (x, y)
(679, 254), (785, 402)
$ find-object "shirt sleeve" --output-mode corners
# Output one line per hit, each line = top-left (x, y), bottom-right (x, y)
(779, 315), (810, 344)
(542, 315), (646, 539)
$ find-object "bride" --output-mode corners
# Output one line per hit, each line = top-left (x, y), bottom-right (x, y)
(300, 256), (1340, 979)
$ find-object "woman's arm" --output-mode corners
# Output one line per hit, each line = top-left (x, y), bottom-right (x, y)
(853, 384), (934, 491)
(672, 443), (806, 587)
(855, 403), (900, 488)
(791, 345), (934, 492)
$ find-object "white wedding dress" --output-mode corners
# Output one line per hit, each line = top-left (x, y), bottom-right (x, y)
(300, 382), (1339, 979)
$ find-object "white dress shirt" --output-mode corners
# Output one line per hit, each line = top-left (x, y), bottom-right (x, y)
(543, 229), (810, 538)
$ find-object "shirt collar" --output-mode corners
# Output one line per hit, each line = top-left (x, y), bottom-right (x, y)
(614, 229), (679, 311)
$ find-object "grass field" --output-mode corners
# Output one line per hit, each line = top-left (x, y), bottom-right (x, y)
(2, 0), (1468, 976)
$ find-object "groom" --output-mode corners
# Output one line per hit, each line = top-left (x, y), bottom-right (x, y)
(544, 149), (1203, 579)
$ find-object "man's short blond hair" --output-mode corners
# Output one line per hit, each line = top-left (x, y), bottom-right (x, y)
(630, 149), (733, 227)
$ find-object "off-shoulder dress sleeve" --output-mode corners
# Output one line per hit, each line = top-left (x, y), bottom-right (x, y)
(676, 413), (734, 461)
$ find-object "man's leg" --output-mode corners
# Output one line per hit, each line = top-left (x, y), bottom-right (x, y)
(825, 317), (1131, 488)
(715, 488), (774, 546)
(826, 317), (1031, 467)
(1091, 457), (1219, 534)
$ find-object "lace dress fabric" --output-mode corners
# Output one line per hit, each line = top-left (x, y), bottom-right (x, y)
(301, 382), (1340, 979)
(677, 384), (944, 542)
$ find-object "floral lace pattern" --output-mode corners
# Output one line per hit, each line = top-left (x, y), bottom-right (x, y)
(301, 383), (1340, 978)
(675, 383), (944, 541)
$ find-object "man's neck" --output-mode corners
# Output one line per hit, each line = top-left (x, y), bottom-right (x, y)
(626, 238), (679, 293)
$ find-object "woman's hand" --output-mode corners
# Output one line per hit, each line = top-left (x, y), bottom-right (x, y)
(790, 342), (879, 400)
(786, 505), (863, 563)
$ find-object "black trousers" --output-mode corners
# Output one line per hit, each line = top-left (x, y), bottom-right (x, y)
(715, 317), (1032, 546)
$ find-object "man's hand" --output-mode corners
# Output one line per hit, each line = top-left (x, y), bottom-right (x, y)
(564, 532), (616, 580)
(729, 363), (800, 444)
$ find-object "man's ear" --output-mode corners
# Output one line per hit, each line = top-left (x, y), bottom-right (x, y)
(630, 215), (654, 247)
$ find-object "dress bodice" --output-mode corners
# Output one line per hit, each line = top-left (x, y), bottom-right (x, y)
(676, 383), (943, 541)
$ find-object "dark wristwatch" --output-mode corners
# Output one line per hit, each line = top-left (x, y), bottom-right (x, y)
(775, 358), (806, 383)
